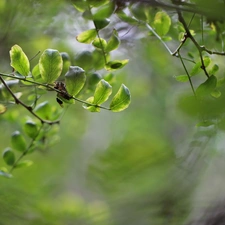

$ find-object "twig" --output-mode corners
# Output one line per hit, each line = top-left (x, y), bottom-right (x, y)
(145, 22), (173, 55)
(178, 52), (196, 97)
(175, 8), (209, 78)
(0, 72), (111, 111)
(0, 75), (60, 124)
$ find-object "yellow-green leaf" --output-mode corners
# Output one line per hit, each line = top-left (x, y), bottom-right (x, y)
(39, 49), (63, 84)
(10, 45), (30, 76)
(76, 29), (97, 44)
(110, 84), (131, 112)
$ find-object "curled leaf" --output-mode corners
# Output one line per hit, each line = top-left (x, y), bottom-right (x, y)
(110, 84), (131, 112)
(105, 29), (120, 52)
(93, 79), (112, 104)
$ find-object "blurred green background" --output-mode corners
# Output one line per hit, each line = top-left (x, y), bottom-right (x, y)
(0, 1), (224, 225)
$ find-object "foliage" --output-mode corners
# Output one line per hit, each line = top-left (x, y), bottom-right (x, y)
(1, 0), (225, 224)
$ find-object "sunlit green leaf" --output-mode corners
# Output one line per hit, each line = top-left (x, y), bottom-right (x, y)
(94, 18), (110, 30)
(174, 75), (189, 82)
(93, 79), (112, 104)
(211, 89), (221, 98)
(23, 120), (39, 139)
(92, 38), (107, 49)
(73, 1), (87, 12)
(209, 64), (219, 75)
(60, 52), (71, 78)
(14, 160), (33, 169)
(2, 147), (15, 166)
(153, 11), (171, 36)
(0, 104), (6, 114)
(110, 84), (131, 112)
(65, 66), (86, 96)
(31, 64), (43, 82)
(105, 29), (120, 52)
(93, 2), (115, 20)
(76, 29), (97, 44)
(10, 45), (30, 76)
(105, 59), (129, 71)
(190, 56), (211, 76)
(39, 49), (63, 84)
(11, 131), (26, 152)
(196, 75), (217, 97)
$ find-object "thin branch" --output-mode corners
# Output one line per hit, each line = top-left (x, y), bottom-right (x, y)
(178, 52), (196, 97)
(0, 75), (60, 125)
(176, 8), (209, 78)
(93, 21), (108, 65)
(0, 72), (111, 111)
(145, 22), (173, 55)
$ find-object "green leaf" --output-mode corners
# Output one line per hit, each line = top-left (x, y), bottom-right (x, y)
(11, 131), (26, 152)
(209, 64), (219, 75)
(76, 29), (97, 44)
(93, 79), (112, 104)
(14, 160), (33, 169)
(10, 45), (30, 76)
(93, 2), (115, 20)
(88, 73), (102, 86)
(87, 0), (109, 7)
(31, 64), (43, 82)
(94, 18), (110, 30)
(73, 1), (87, 12)
(153, 11), (171, 36)
(74, 50), (93, 71)
(174, 75), (189, 82)
(196, 75), (217, 97)
(83, 96), (100, 112)
(39, 49), (63, 84)
(65, 66), (86, 96)
(190, 56), (211, 76)
(60, 52), (71, 78)
(92, 38), (107, 49)
(23, 120), (39, 139)
(116, 10), (139, 25)
(211, 89), (221, 98)
(2, 148), (15, 166)
(34, 101), (51, 119)
(92, 49), (110, 70)
(0, 104), (6, 114)
(110, 84), (131, 112)
(105, 29), (120, 52)
(105, 59), (129, 71)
